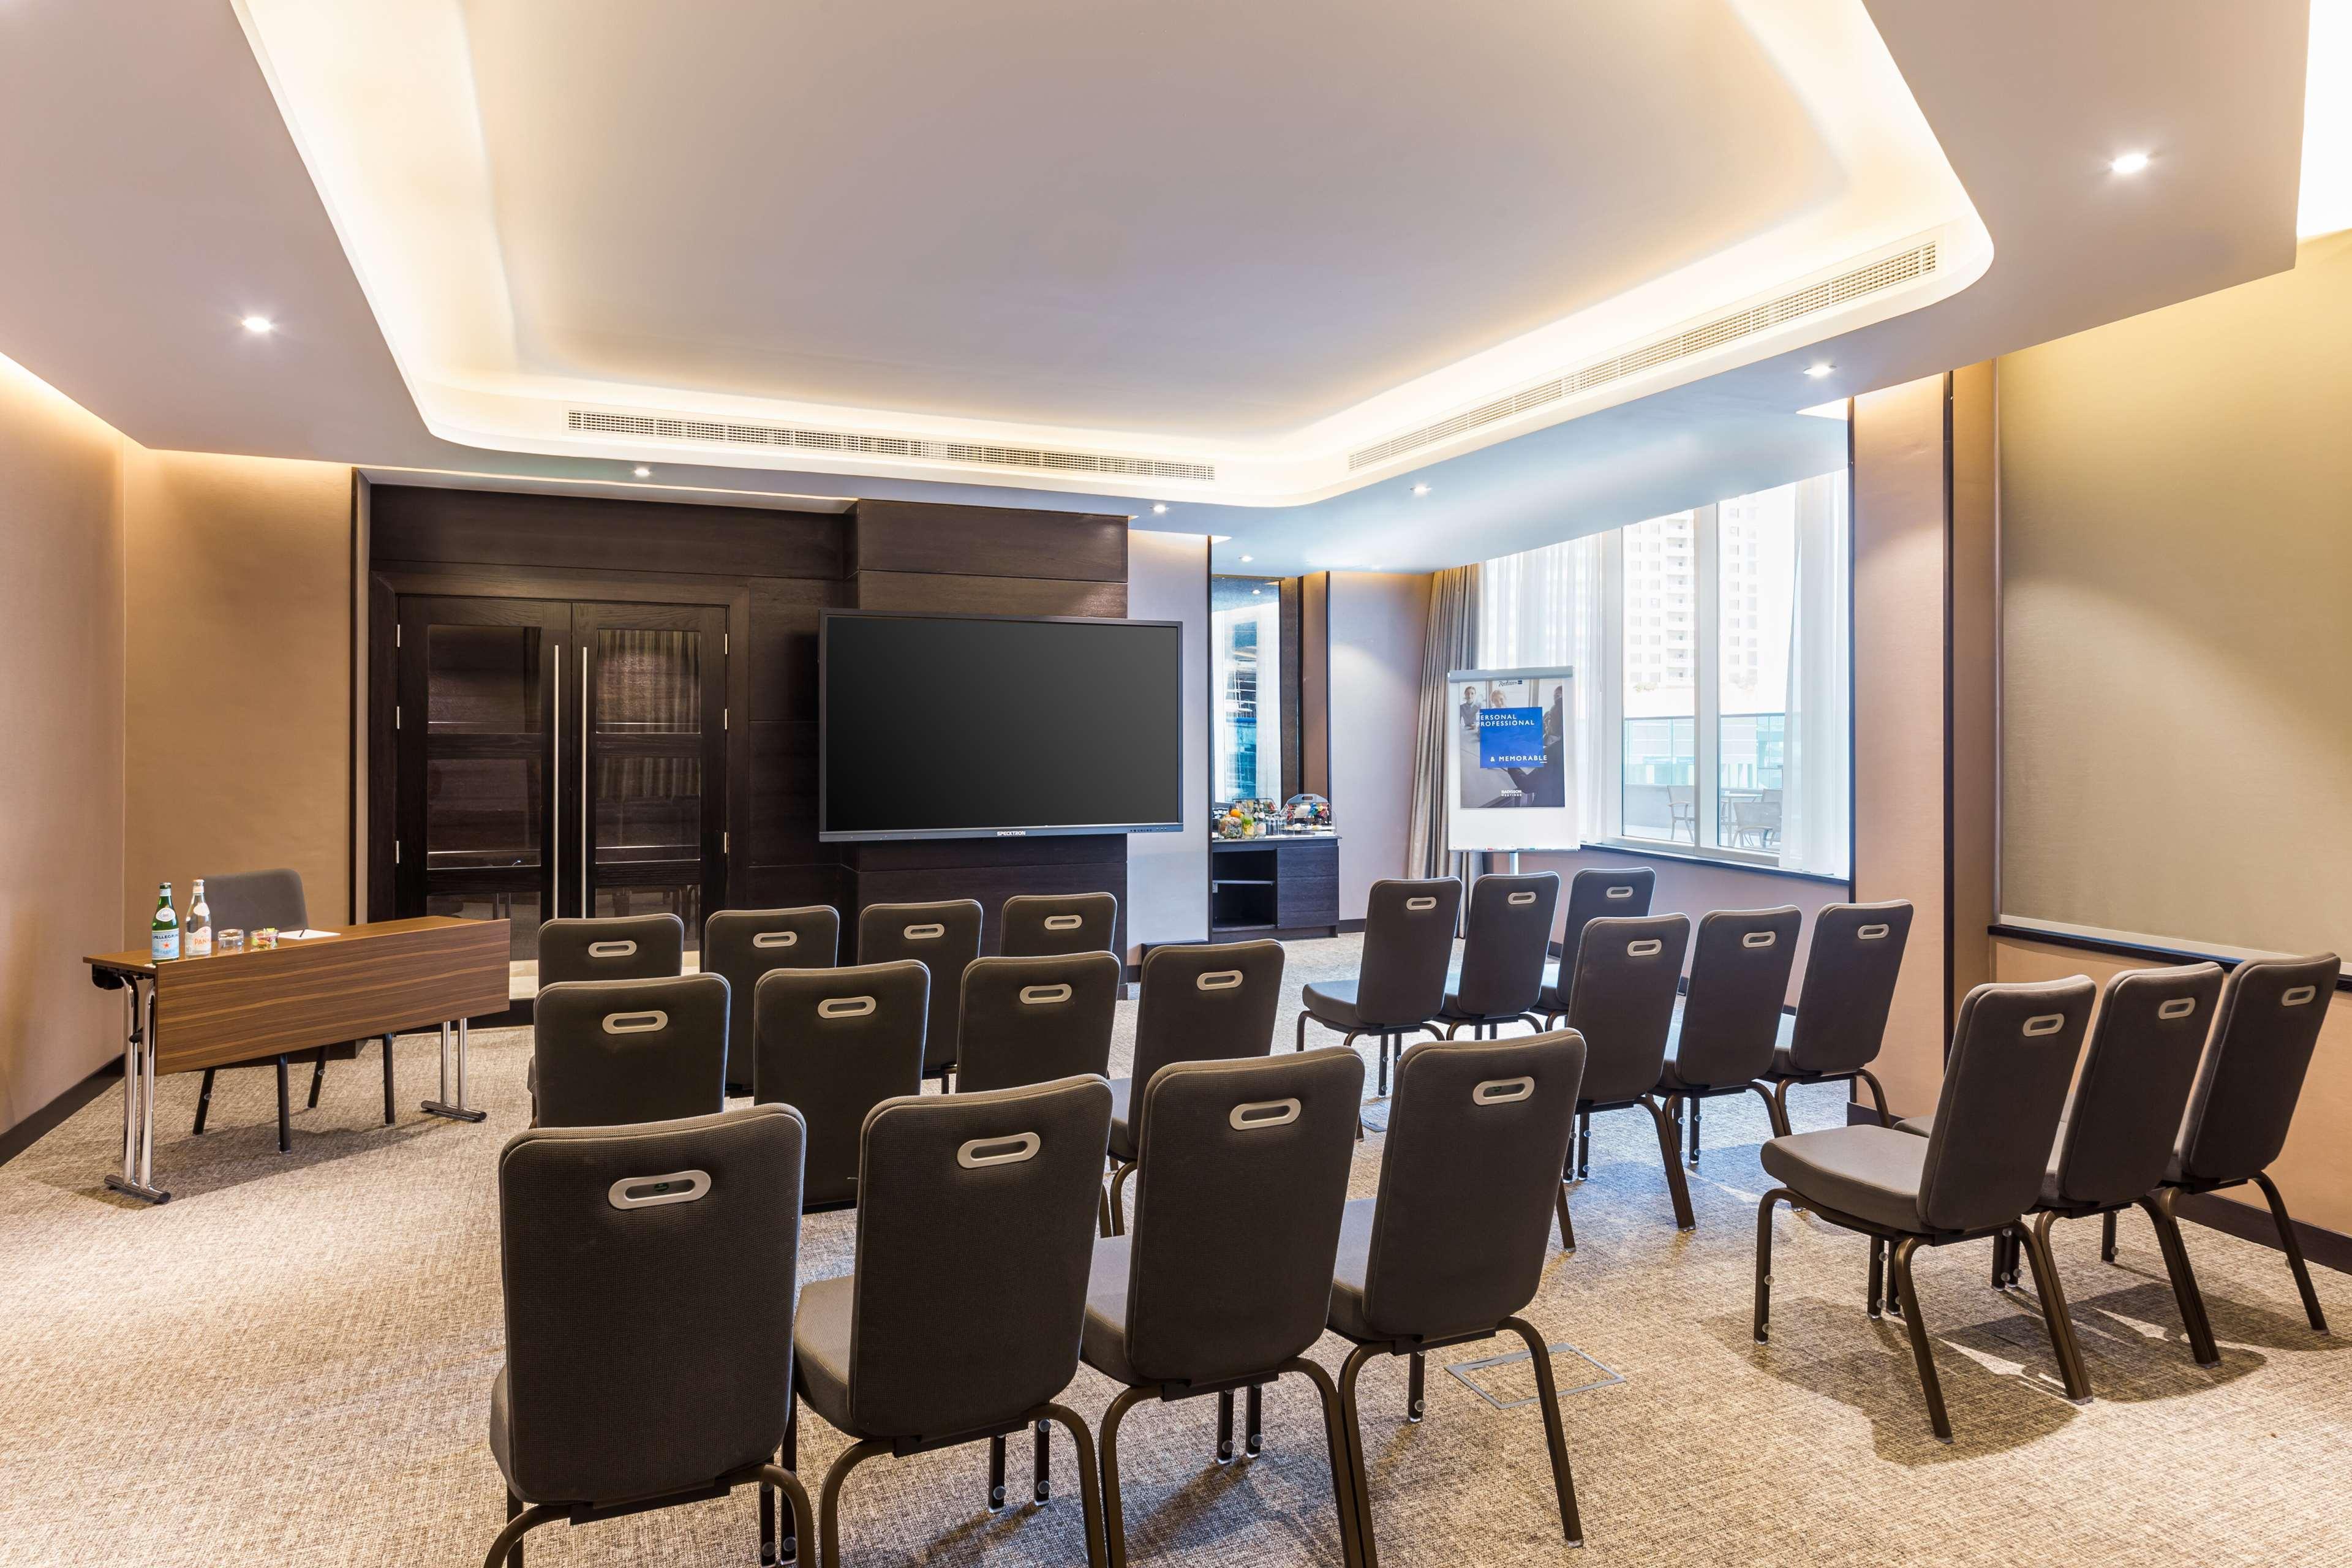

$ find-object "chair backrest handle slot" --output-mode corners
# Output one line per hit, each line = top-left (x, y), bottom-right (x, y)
(957, 1133), (1040, 1168)
(2283, 984), (2319, 1007)
(1019, 983), (1073, 1005)
(1229, 1097), (1301, 1129)
(752, 930), (799, 949)
(1857, 924), (1890, 940)
(1627, 938), (1664, 957)
(1196, 970), (1243, 991)
(902, 923), (945, 940)
(2157, 997), (2198, 1020)
(587, 940), (638, 958)
(608, 1169), (710, 1210)
(2022, 1012), (2065, 1037)
(1043, 914), (1084, 931)
(1507, 891), (1537, 906)
(601, 1009), (668, 1035)
(1605, 886), (1635, 900)
(818, 996), (876, 1019)
(1742, 930), (1777, 948)
(1474, 1076), (1535, 1105)
(1404, 896), (1438, 912)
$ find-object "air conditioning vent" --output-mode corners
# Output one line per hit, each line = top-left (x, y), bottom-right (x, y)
(567, 410), (1214, 483)
(1348, 241), (1939, 473)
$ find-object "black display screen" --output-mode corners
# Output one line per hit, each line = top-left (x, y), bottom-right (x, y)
(820, 612), (1185, 841)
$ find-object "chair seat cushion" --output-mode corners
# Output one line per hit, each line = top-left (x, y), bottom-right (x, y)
(1300, 979), (1365, 1030)
(1536, 963), (1564, 1015)
(488, 1366), (518, 1495)
(1080, 1235), (1141, 1387)
(1326, 1198), (1378, 1341)
(1758, 1125), (1928, 1232)
(1438, 991), (1521, 1025)
(1107, 1077), (1136, 1163)
(792, 1274), (856, 1435)
(1895, 1113), (2073, 1205)
(1894, 1114), (1931, 1137)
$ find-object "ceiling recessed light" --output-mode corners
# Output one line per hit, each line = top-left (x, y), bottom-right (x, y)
(632, 466), (652, 478)
(1151, 503), (1168, 514)
(1240, 554), (1253, 562)
(1803, 362), (1834, 378)
(240, 315), (274, 334)
(2109, 151), (2151, 175)
(1253, 589), (1263, 595)
(1411, 483), (1431, 496)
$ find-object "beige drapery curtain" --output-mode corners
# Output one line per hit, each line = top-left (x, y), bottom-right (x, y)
(1406, 565), (1482, 879)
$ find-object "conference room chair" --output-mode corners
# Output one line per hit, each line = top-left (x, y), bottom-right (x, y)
(703, 906), (839, 1095)
(2154, 952), (2343, 1336)
(536, 913), (686, 987)
(1102, 938), (1286, 1237)
(792, 1077), (1112, 1568)
(1082, 1050), (1365, 1568)
(529, 974), (729, 1130)
(1536, 866), (1656, 1029)
(1556, 913), (1692, 1240)
(1436, 871), (1561, 1038)
(1654, 906), (1801, 1168)
(483, 1105), (812, 1568)
(858, 899), (982, 1088)
(1296, 876), (1463, 1101)
(1752, 900), (1914, 1137)
(1001, 891), (1118, 958)
(1895, 963), (2226, 1371)
(752, 960), (929, 1210)
(189, 867), (390, 1152)
(954, 951), (1122, 1095)
(1327, 1032), (1588, 1564)
(1754, 976), (2098, 1441)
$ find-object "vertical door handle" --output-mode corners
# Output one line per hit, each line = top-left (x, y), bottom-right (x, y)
(551, 643), (561, 914)
(579, 644), (589, 913)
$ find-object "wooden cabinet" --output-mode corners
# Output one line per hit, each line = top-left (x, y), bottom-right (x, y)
(1211, 835), (1339, 938)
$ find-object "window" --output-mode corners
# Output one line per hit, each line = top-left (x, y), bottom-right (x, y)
(1479, 470), (1849, 876)
(1212, 576), (1284, 802)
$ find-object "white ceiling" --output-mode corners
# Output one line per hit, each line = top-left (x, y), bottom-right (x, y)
(0, 1), (2313, 575)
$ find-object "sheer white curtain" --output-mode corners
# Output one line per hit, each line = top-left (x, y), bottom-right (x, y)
(1480, 533), (1608, 845)
(1777, 472), (1850, 877)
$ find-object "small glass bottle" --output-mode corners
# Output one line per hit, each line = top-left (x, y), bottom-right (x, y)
(185, 879), (213, 959)
(150, 882), (180, 963)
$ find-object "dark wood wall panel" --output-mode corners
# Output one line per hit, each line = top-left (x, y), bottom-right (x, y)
(851, 500), (1127, 581)
(853, 570), (1126, 618)
(372, 486), (845, 579)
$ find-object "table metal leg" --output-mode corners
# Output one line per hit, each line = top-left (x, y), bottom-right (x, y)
(105, 977), (169, 1205)
(423, 1017), (488, 1123)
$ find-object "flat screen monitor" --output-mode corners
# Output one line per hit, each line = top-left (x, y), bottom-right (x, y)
(820, 611), (1185, 842)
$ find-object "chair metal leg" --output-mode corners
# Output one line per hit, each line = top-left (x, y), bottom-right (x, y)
(307, 1048), (328, 1109)
(754, 1464), (813, 1568)
(2136, 1191), (2220, 1366)
(1768, 1077), (1795, 1139)
(1335, 1346), (1382, 1568)
(1098, 1180), (1115, 1239)
(1687, 1095), (1702, 1168)
(193, 1068), (216, 1135)
(1034, 1402), (1110, 1568)
(1867, 1236), (1885, 1318)
(2250, 1172), (2329, 1333)
(1405, 1351), (1425, 1422)
(987, 1432), (1009, 1511)
(782, 1401), (801, 1564)
(1033, 1417), (1053, 1502)
(1555, 1181), (1576, 1252)
(1296, 1010), (1310, 1051)
(1890, 1237), (1951, 1442)
(2101, 1208), (2119, 1262)
(761, 1471), (778, 1567)
(1855, 1068), (1893, 1127)
(484, 1499), (560, 1568)
(818, 1440), (889, 1568)
(1218, 1389), (1236, 1462)
(1245, 1382), (1263, 1457)
(1753, 1189), (1786, 1342)
(1501, 1316), (1584, 1547)
(382, 1035), (397, 1125)
(2022, 1214), (2094, 1402)
(1640, 1096), (1697, 1229)
(1108, 1161), (1136, 1238)
(275, 1055), (292, 1153)
(505, 1491), (526, 1568)
(1099, 1386), (1153, 1568)
(1576, 1109), (1591, 1179)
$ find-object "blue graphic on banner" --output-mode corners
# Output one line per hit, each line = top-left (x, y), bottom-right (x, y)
(1477, 707), (1545, 768)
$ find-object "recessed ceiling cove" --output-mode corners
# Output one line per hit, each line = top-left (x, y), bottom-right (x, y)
(233, 0), (1986, 503)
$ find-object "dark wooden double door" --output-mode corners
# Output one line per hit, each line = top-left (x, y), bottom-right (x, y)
(390, 595), (728, 970)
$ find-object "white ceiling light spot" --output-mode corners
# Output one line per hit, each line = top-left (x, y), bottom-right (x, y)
(2109, 151), (2151, 175)
(1240, 554), (1254, 562)
(1152, 503), (1167, 514)
(1411, 483), (1432, 496)
(241, 315), (274, 334)
(1804, 362), (1834, 377)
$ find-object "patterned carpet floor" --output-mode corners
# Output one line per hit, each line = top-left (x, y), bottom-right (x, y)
(2, 935), (2347, 1567)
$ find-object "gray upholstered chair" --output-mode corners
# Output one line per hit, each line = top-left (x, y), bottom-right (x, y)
(858, 899), (982, 1087)
(1655, 907), (1801, 1167)
(1082, 1049), (1366, 1568)
(1296, 876), (1462, 1099)
(793, 1077), (1114, 1567)
(536, 913), (685, 987)
(190, 868), (391, 1150)
(752, 961), (929, 1210)
(484, 1105), (812, 1568)
(1537, 867), (1656, 1028)
(1754, 976), (2098, 1441)
(703, 906), (839, 1094)
(1556, 913), (1693, 1240)
(1102, 938), (1286, 1238)
(1896, 963), (2227, 1370)
(1753, 900), (1913, 1136)
(1328, 1033), (1588, 1561)
(1436, 872), (1561, 1038)
(2158, 952), (2341, 1336)
(954, 952), (1121, 1096)
(1001, 891), (1119, 958)
(530, 974), (729, 1130)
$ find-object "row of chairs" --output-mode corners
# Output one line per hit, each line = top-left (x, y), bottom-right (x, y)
(1757, 951), (2339, 1440)
(485, 1031), (1596, 1568)
(1299, 869), (1913, 1239)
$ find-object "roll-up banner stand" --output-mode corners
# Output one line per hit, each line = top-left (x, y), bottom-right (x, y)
(1444, 668), (1580, 895)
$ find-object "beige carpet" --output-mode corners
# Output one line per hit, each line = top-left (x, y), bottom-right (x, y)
(2, 935), (2347, 1568)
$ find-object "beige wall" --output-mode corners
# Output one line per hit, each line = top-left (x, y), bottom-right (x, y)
(1326, 571), (1431, 921)
(1852, 374), (1955, 1117)
(121, 448), (353, 944)
(1999, 232), (2352, 960)
(1993, 935), (2352, 1238)
(0, 355), (127, 1134)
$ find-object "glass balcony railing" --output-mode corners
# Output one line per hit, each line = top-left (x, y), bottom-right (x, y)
(1621, 712), (1784, 850)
